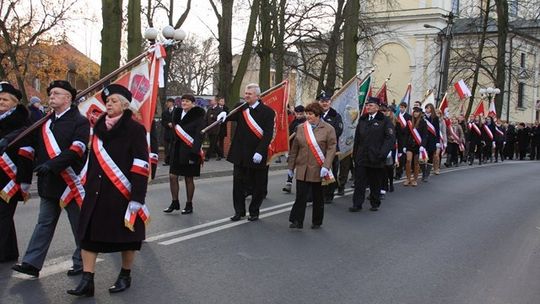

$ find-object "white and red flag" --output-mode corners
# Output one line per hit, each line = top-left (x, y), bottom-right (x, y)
(438, 93), (449, 118)
(376, 81), (388, 105)
(422, 90), (436, 110)
(488, 100), (497, 118)
(262, 80), (290, 163)
(454, 79), (472, 99)
(472, 100), (486, 117)
(400, 83), (411, 113)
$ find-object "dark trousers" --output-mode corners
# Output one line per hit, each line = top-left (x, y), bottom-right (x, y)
(0, 198), (18, 262)
(289, 180), (324, 225)
(483, 142), (493, 161)
(504, 142), (514, 159)
(519, 145), (528, 160)
(352, 165), (382, 208)
(338, 155), (353, 187)
(447, 142), (459, 165)
(468, 142), (483, 164)
(232, 165), (267, 216)
(381, 165), (394, 191)
(494, 141), (504, 161)
(207, 134), (223, 159)
(323, 157), (339, 202)
(530, 143), (540, 160)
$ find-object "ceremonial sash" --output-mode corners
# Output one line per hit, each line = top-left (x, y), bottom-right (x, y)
(483, 125), (494, 140)
(42, 120), (85, 207)
(0, 153), (21, 203)
(448, 125), (465, 152)
(149, 153), (159, 165)
(397, 113), (407, 129)
(407, 120), (422, 146)
(242, 108), (263, 139)
(303, 123), (335, 184)
(92, 136), (150, 231)
(425, 118), (437, 136)
(174, 124), (205, 162)
(419, 147), (429, 162)
(495, 126), (504, 137)
(439, 130), (446, 152)
(470, 123), (481, 136)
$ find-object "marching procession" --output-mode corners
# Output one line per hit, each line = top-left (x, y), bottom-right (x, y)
(0, 78), (539, 299)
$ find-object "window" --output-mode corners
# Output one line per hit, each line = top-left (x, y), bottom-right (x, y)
(509, 0), (518, 17)
(520, 53), (526, 68)
(451, 0), (459, 15)
(517, 82), (525, 108)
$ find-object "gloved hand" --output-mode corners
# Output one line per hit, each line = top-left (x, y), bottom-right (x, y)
(387, 151), (393, 158)
(217, 112), (227, 122)
(287, 169), (294, 178)
(419, 146), (426, 153)
(320, 167), (329, 178)
(436, 143), (441, 149)
(34, 163), (51, 176)
(402, 147), (407, 153)
(128, 201), (143, 213)
(0, 138), (8, 155)
(252, 152), (262, 164)
(20, 183), (31, 193)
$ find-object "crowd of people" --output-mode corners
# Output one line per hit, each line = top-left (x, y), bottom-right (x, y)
(0, 78), (539, 299)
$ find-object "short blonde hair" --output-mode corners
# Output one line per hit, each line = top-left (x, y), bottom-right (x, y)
(245, 83), (261, 96)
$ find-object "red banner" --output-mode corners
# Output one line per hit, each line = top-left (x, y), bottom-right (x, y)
(261, 80), (289, 163)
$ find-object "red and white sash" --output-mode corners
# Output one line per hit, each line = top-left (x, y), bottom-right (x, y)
(149, 153), (159, 166)
(0, 153), (21, 203)
(174, 124), (205, 162)
(242, 108), (263, 139)
(470, 123), (481, 136)
(303, 123), (335, 183)
(42, 120), (85, 207)
(448, 125), (465, 152)
(425, 118), (437, 136)
(92, 136), (150, 231)
(397, 113), (407, 129)
(407, 120), (422, 146)
(483, 125), (494, 140)
(495, 126), (504, 137)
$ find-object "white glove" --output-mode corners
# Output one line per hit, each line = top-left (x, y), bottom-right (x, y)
(503, 141), (506, 145)
(20, 183), (31, 193)
(320, 167), (329, 178)
(387, 151), (392, 158)
(436, 143), (441, 149)
(402, 147), (407, 153)
(128, 201), (143, 213)
(252, 152), (262, 164)
(287, 169), (294, 178)
(217, 112), (227, 122)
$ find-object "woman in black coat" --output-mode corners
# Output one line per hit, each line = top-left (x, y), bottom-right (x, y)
(403, 106), (428, 186)
(163, 94), (205, 214)
(68, 84), (149, 297)
(0, 83), (33, 263)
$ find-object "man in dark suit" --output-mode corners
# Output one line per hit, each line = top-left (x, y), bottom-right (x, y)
(161, 98), (175, 165)
(218, 97), (229, 156)
(12, 80), (90, 277)
(350, 97), (395, 212)
(205, 96), (224, 161)
(218, 83), (275, 222)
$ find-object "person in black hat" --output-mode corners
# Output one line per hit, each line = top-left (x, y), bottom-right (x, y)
(317, 91), (343, 203)
(0, 82), (33, 263)
(282, 104), (306, 193)
(350, 97), (395, 212)
(13, 80), (89, 278)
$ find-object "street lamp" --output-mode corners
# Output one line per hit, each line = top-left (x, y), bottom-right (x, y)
(144, 26), (186, 45)
(479, 87), (501, 116)
(144, 27), (159, 45)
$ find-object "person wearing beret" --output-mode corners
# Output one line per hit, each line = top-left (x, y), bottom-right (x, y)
(349, 97), (395, 212)
(402, 106), (428, 186)
(67, 84), (150, 297)
(288, 102), (336, 229)
(0, 82), (33, 263)
(163, 94), (205, 214)
(13, 80), (89, 278)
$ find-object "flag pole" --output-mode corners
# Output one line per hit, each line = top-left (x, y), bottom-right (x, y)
(358, 69), (376, 114)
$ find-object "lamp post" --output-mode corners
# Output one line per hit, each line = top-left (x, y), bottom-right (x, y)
(479, 87), (501, 116)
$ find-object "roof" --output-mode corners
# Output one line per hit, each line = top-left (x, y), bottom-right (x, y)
(450, 17), (540, 41)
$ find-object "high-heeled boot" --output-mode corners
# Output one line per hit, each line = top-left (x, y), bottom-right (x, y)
(163, 200), (180, 213)
(67, 271), (94, 297)
(109, 268), (131, 293)
(181, 202), (193, 214)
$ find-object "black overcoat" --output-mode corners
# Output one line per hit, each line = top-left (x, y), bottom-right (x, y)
(424, 114), (440, 152)
(160, 107), (174, 142)
(204, 106), (223, 136)
(353, 111), (395, 168)
(396, 112), (412, 150)
(169, 106), (206, 167)
(78, 110), (149, 243)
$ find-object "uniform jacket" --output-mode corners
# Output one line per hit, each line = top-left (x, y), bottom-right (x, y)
(353, 111), (396, 168)
(226, 101), (275, 169)
(288, 120), (336, 183)
(0, 105), (33, 202)
(396, 112), (412, 150)
(78, 110), (148, 243)
(322, 107), (343, 150)
(205, 105), (223, 136)
(170, 106), (206, 166)
(33, 106), (90, 200)
(160, 106), (174, 142)
(424, 114), (440, 152)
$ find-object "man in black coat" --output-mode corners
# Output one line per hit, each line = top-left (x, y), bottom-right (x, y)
(217, 97), (229, 156)
(318, 92), (343, 203)
(205, 96), (224, 160)
(530, 123), (540, 160)
(516, 122), (530, 160)
(160, 98), (175, 165)
(13, 80), (90, 278)
(350, 97), (395, 212)
(395, 101), (411, 179)
(220, 83), (275, 222)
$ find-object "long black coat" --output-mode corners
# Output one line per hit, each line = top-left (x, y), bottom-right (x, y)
(170, 106), (206, 167)
(396, 112), (412, 150)
(33, 106), (90, 201)
(160, 107), (174, 142)
(404, 118), (428, 150)
(78, 110), (149, 243)
(424, 114), (440, 153)
(353, 111), (395, 168)
(0, 105), (33, 201)
(226, 101), (275, 169)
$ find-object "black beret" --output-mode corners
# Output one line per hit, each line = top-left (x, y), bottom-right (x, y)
(181, 94), (196, 103)
(47, 80), (77, 101)
(366, 96), (381, 105)
(102, 84), (132, 102)
(294, 105), (305, 112)
(316, 91), (331, 101)
(0, 82), (22, 100)
(412, 106), (423, 113)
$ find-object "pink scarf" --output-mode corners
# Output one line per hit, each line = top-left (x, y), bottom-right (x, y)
(105, 114), (122, 130)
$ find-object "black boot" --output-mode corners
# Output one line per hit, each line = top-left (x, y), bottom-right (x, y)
(163, 200), (180, 213)
(181, 202), (193, 214)
(389, 183), (394, 193)
(109, 268), (131, 293)
(67, 272), (94, 297)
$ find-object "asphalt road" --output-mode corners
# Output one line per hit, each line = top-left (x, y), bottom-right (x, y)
(1, 161), (540, 304)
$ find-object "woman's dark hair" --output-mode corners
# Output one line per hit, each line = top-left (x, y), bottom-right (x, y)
(181, 94), (196, 103)
(304, 102), (324, 117)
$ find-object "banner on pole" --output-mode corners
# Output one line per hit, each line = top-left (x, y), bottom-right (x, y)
(262, 80), (290, 163)
(332, 76), (360, 159)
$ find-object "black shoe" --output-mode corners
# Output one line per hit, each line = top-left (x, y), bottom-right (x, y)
(369, 207), (379, 211)
(109, 275), (131, 293)
(289, 221), (303, 229)
(181, 202), (193, 214)
(336, 187), (345, 196)
(67, 267), (83, 276)
(247, 215), (259, 222)
(67, 272), (94, 297)
(12, 263), (39, 277)
(311, 224), (321, 229)
(389, 184), (394, 192)
(348, 206), (362, 212)
(216, 157), (222, 161)
(163, 200), (180, 213)
(230, 214), (245, 221)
